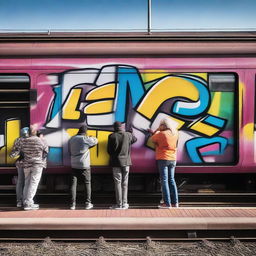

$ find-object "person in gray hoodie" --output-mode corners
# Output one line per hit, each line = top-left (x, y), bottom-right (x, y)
(69, 125), (98, 210)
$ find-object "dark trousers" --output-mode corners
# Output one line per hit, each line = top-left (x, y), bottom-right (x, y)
(70, 168), (91, 204)
(112, 166), (130, 206)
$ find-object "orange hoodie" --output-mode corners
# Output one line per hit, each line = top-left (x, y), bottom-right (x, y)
(151, 130), (178, 160)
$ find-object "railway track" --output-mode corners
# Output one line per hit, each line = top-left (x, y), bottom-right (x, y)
(0, 229), (256, 241)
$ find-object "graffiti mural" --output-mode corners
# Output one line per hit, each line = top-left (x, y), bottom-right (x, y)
(0, 64), (236, 169)
(37, 64), (236, 167)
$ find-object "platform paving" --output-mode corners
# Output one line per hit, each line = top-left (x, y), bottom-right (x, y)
(0, 207), (256, 231)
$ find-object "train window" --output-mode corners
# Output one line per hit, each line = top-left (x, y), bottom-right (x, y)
(0, 91), (30, 102)
(0, 74), (30, 167)
(0, 75), (29, 89)
(0, 75), (30, 106)
(209, 74), (235, 92)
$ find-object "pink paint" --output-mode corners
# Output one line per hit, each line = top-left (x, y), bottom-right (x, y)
(0, 57), (255, 173)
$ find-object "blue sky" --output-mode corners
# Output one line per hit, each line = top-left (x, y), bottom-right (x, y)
(0, 0), (255, 32)
(152, 0), (256, 31)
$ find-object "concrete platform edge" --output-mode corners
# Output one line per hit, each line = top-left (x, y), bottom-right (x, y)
(0, 217), (256, 230)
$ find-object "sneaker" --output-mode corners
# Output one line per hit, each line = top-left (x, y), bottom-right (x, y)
(109, 204), (123, 210)
(172, 203), (179, 208)
(70, 203), (76, 210)
(24, 204), (39, 211)
(85, 203), (93, 210)
(122, 203), (129, 209)
(16, 202), (23, 208)
(160, 198), (164, 204)
(158, 203), (171, 209)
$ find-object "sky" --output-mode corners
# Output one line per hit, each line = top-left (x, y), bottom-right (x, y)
(0, 0), (255, 32)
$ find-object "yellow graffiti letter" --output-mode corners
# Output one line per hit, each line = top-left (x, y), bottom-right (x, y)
(137, 76), (199, 119)
(62, 88), (82, 120)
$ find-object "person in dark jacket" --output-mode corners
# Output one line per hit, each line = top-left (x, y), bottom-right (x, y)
(107, 121), (137, 209)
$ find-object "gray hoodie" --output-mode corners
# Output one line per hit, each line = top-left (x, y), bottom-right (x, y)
(69, 135), (98, 169)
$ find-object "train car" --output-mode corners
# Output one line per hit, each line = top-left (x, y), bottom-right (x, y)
(0, 32), (256, 192)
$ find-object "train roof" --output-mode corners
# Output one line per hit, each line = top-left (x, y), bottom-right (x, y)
(0, 31), (256, 56)
(0, 31), (256, 40)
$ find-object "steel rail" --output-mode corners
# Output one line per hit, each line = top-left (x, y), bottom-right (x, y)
(0, 230), (256, 241)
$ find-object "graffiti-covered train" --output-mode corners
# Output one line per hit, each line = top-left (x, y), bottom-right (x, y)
(0, 34), (256, 181)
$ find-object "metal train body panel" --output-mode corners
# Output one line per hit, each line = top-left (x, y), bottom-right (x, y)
(0, 56), (255, 173)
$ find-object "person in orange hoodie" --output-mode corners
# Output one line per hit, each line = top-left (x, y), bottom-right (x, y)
(149, 118), (179, 209)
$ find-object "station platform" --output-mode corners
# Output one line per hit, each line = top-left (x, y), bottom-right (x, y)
(0, 206), (256, 240)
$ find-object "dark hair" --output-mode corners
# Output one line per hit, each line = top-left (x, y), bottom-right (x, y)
(113, 121), (123, 132)
(37, 130), (42, 137)
(77, 125), (87, 135)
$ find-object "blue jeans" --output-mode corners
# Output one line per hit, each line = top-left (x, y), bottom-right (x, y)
(157, 160), (178, 207)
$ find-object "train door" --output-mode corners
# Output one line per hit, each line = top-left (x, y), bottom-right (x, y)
(0, 74), (30, 167)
